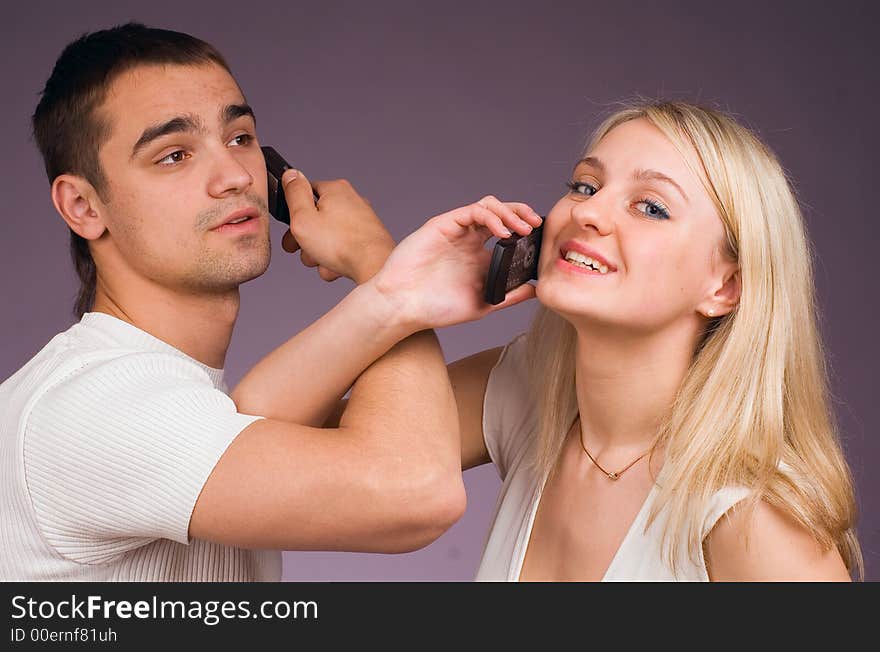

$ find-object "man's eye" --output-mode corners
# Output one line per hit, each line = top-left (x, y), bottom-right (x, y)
(158, 150), (189, 166)
(229, 134), (253, 147)
(567, 181), (598, 196)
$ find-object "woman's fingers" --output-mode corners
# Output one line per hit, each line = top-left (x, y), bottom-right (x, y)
(448, 196), (541, 241)
(479, 195), (539, 235)
(505, 201), (543, 228)
(489, 282), (538, 311)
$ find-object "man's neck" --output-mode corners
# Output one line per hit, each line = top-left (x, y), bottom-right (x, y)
(92, 282), (240, 369)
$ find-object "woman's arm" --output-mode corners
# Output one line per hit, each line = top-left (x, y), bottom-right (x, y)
(704, 500), (852, 581)
(232, 171), (539, 427)
(448, 347), (504, 470)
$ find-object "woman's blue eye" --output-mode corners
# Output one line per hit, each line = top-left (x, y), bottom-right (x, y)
(567, 181), (597, 196)
(635, 199), (670, 220)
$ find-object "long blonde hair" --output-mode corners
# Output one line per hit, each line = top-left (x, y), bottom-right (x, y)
(526, 101), (862, 576)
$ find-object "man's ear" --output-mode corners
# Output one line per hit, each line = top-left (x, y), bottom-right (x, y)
(699, 266), (740, 319)
(51, 174), (108, 241)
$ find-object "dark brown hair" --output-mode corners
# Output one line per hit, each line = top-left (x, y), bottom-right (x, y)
(32, 23), (231, 317)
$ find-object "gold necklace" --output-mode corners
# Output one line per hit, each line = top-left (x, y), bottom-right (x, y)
(577, 419), (653, 481)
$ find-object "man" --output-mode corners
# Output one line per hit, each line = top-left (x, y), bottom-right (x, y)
(0, 23), (539, 580)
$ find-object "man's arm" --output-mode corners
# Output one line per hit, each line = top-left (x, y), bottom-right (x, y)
(200, 176), (539, 551)
(322, 346), (503, 471)
(191, 328), (465, 553)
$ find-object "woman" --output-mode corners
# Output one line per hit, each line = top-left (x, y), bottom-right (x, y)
(449, 101), (862, 581)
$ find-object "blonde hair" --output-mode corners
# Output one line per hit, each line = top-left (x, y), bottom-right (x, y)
(526, 101), (862, 577)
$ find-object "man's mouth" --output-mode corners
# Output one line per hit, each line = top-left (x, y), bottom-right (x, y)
(212, 207), (262, 230)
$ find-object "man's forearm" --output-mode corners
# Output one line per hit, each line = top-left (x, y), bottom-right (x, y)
(339, 327), (461, 483)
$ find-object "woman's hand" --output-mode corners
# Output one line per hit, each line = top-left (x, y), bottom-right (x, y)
(369, 196), (543, 332)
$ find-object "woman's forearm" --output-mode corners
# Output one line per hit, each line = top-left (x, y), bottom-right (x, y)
(230, 281), (417, 426)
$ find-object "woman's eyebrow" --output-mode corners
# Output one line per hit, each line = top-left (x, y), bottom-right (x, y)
(574, 157), (689, 202)
(633, 168), (689, 202)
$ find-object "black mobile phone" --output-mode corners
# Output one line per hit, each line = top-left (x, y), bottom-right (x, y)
(261, 145), (319, 224)
(484, 224), (543, 305)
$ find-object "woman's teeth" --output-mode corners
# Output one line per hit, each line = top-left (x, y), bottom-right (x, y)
(564, 250), (609, 274)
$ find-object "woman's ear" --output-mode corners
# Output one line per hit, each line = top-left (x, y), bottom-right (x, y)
(699, 266), (740, 319)
(51, 174), (107, 241)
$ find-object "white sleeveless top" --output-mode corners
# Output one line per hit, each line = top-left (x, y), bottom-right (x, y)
(474, 335), (750, 582)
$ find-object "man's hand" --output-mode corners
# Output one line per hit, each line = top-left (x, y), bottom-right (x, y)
(281, 169), (396, 284)
(369, 196), (543, 332)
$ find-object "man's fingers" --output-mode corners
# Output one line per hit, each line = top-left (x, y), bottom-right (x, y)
(301, 250), (319, 268)
(281, 230), (300, 253)
(311, 178), (355, 199)
(281, 168), (319, 217)
(318, 266), (342, 282)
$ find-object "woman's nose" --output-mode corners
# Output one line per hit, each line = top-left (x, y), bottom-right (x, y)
(570, 192), (614, 236)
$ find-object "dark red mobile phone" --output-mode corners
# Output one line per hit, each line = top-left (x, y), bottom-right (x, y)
(484, 225), (543, 305)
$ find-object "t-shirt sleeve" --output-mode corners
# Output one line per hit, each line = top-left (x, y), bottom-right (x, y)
(22, 352), (262, 565)
(481, 334), (538, 480)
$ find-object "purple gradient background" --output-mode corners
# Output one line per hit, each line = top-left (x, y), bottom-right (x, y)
(2, 1), (877, 580)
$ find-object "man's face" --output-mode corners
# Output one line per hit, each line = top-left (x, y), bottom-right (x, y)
(93, 62), (270, 295)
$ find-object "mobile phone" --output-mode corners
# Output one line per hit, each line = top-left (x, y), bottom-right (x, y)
(484, 224), (543, 305)
(261, 145), (319, 224)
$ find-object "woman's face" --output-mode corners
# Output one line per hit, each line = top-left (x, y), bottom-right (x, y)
(536, 118), (736, 334)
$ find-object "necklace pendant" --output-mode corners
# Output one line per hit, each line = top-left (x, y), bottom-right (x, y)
(607, 472), (620, 480)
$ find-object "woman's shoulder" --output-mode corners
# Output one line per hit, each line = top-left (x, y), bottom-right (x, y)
(702, 497), (852, 581)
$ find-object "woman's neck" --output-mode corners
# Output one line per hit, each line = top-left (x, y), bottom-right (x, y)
(573, 320), (701, 456)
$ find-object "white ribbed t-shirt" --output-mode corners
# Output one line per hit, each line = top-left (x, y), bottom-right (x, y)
(0, 312), (281, 581)
(475, 334), (750, 581)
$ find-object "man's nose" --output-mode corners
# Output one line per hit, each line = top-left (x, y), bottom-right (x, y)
(206, 148), (253, 198)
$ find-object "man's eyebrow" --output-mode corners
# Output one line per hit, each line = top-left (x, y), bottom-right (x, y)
(633, 168), (689, 202)
(222, 103), (256, 125)
(130, 115), (204, 159)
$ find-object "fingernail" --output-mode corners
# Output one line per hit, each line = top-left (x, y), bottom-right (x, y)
(284, 169), (299, 181)
(502, 229), (512, 237)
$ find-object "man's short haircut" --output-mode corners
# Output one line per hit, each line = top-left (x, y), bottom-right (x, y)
(32, 23), (232, 318)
